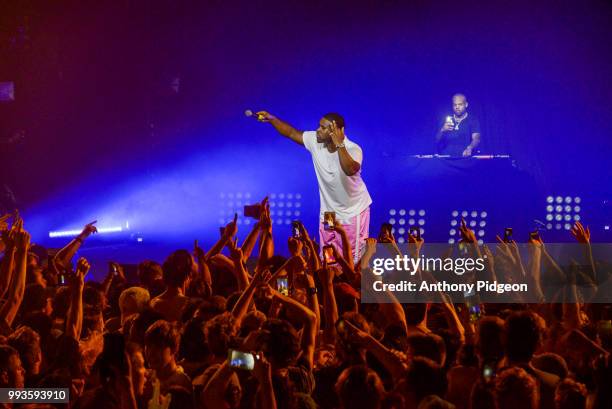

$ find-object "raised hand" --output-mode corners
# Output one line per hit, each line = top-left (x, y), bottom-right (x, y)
(252, 267), (272, 287)
(329, 120), (345, 147)
(109, 261), (126, 282)
(252, 351), (272, 384)
(293, 272), (315, 290)
(570, 221), (590, 243)
(316, 265), (336, 286)
(459, 218), (477, 243)
(364, 238), (377, 256)
(407, 230), (424, 257)
(223, 213), (239, 239)
(74, 257), (90, 285)
(193, 239), (205, 260)
(226, 237), (243, 261)
(288, 237), (303, 257)
(0, 213), (9, 232)
(79, 221), (98, 239)
(147, 376), (172, 409)
(495, 235), (517, 265)
(259, 201), (272, 232)
(296, 220), (310, 241)
(255, 111), (276, 123)
(13, 228), (31, 252)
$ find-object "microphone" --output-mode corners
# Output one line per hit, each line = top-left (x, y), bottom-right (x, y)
(245, 109), (266, 121)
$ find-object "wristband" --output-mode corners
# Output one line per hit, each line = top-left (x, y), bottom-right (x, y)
(335, 143), (345, 149)
(307, 287), (318, 296)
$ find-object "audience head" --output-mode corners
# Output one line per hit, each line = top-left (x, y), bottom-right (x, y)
(335, 365), (384, 409)
(144, 320), (180, 371)
(494, 367), (539, 409)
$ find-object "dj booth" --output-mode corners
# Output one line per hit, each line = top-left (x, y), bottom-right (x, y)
(368, 153), (539, 242)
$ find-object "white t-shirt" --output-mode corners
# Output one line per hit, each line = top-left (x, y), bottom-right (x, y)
(302, 131), (372, 221)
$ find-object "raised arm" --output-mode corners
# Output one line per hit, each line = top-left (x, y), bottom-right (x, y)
(0, 216), (16, 300)
(194, 241), (213, 298)
(66, 257), (90, 341)
(318, 266), (339, 345)
(54, 221), (97, 270)
(205, 213), (238, 260)
(329, 121), (361, 176)
(227, 239), (250, 291)
(256, 202), (274, 272)
(256, 111), (304, 146)
(333, 223), (355, 271)
(297, 221), (321, 272)
(253, 352), (277, 409)
(0, 226), (29, 327)
(271, 287), (317, 369)
(231, 268), (270, 328)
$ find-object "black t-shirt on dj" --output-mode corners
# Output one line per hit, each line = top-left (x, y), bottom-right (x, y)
(436, 114), (481, 156)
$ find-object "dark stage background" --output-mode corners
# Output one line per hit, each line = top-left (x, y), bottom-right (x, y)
(1, 0), (612, 273)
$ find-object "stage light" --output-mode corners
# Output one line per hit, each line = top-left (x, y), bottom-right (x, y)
(49, 225), (124, 238)
(397, 237), (405, 244)
(448, 209), (488, 242)
(545, 195), (582, 231)
(448, 238), (456, 244)
(386, 208), (426, 240)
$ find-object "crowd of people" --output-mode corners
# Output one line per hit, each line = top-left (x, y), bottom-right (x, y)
(0, 200), (611, 409)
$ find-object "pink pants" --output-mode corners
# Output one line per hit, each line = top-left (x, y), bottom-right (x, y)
(319, 207), (370, 263)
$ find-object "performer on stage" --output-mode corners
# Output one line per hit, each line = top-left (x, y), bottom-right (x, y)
(255, 111), (372, 262)
(436, 93), (481, 157)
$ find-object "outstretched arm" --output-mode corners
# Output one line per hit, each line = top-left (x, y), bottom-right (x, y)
(0, 227), (29, 327)
(54, 221), (97, 270)
(66, 257), (90, 341)
(256, 111), (304, 146)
